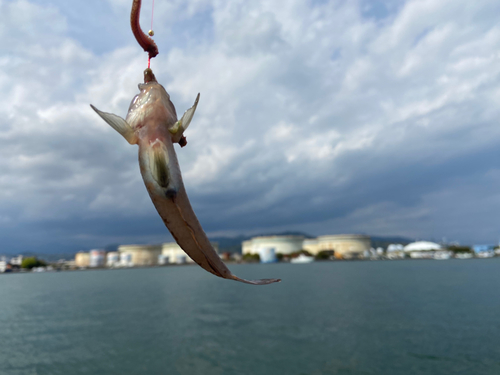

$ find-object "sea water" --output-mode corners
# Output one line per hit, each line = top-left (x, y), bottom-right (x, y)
(1, 259), (499, 375)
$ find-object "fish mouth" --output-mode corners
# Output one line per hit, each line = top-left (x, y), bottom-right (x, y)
(144, 68), (157, 83)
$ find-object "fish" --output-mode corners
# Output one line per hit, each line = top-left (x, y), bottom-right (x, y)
(90, 68), (280, 285)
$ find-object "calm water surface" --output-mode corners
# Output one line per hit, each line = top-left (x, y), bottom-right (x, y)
(1, 259), (500, 375)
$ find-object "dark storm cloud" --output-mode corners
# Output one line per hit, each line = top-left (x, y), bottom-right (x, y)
(1, 0), (500, 254)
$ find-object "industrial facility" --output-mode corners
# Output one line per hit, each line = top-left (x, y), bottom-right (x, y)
(2, 235), (500, 275)
(242, 234), (371, 259)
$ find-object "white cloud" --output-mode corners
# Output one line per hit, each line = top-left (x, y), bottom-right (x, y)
(1, 0), (500, 253)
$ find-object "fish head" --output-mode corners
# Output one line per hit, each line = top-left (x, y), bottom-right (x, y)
(125, 69), (178, 131)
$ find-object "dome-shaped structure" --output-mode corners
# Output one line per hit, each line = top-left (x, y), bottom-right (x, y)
(404, 241), (441, 252)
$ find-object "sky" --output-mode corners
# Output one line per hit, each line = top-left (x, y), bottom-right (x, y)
(2, 0), (500, 254)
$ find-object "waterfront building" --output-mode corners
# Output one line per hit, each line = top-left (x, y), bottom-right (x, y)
(75, 252), (90, 268)
(242, 235), (305, 256)
(303, 235), (371, 259)
(89, 250), (106, 268)
(118, 244), (162, 266)
(0, 260), (6, 273)
(10, 255), (23, 266)
(106, 252), (120, 267)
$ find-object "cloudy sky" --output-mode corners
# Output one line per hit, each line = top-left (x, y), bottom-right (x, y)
(2, 0), (500, 254)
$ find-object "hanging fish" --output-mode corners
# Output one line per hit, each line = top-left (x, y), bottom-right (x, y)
(89, 0), (280, 285)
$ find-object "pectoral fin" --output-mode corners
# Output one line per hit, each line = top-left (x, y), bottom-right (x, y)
(169, 93), (200, 136)
(90, 105), (138, 145)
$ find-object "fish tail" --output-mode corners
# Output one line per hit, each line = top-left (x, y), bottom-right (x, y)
(230, 275), (282, 285)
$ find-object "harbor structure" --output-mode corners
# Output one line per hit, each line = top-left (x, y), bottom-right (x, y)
(303, 235), (371, 259)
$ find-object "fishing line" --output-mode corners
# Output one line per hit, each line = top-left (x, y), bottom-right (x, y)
(148, 0), (155, 68)
(150, 0), (155, 32)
